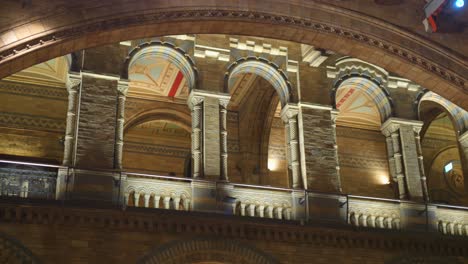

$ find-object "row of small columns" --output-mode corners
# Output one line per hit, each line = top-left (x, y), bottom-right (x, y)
(438, 221), (468, 236)
(234, 203), (292, 220)
(349, 212), (401, 230)
(125, 192), (191, 211)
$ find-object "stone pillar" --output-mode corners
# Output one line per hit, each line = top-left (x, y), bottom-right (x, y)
(188, 93), (204, 178)
(381, 118), (425, 201)
(70, 72), (121, 202)
(281, 104), (302, 189)
(414, 128), (429, 201)
(459, 131), (468, 190)
(331, 109), (342, 192)
(114, 80), (129, 170)
(188, 90), (230, 180)
(62, 72), (81, 166)
(297, 103), (341, 192)
(219, 97), (231, 181)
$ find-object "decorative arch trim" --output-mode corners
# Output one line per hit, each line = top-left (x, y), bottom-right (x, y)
(332, 76), (393, 122)
(225, 57), (291, 107)
(138, 238), (280, 264)
(124, 108), (192, 134)
(418, 91), (468, 135)
(122, 41), (198, 90)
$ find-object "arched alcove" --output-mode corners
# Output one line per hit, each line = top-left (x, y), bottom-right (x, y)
(333, 75), (394, 198)
(419, 96), (468, 205)
(225, 58), (291, 187)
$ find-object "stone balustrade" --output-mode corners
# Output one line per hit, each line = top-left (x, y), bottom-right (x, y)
(0, 160), (57, 199)
(348, 196), (401, 230)
(223, 184), (293, 220)
(436, 206), (468, 236)
(124, 173), (192, 211)
(1, 160), (468, 238)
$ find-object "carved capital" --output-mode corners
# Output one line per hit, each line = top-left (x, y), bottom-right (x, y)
(280, 103), (299, 123)
(187, 92), (204, 110)
(66, 72), (81, 92)
(219, 97), (231, 109)
(117, 79), (129, 96)
(381, 118), (423, 136)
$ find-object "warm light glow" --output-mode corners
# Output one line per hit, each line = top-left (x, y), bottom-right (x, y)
(378, 175), (391, 185)
(268, 159), (280, 171)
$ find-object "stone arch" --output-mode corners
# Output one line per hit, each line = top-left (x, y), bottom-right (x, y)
(0, 232), (40, 263)
(225, 57), (291, 107)
(122, 41), (198, 91)
(0, 2), (466, 108)
(138, 238), (279, 264)
(330, 58), (393, 124)
(418, 91), (468, 136)
(124, 108), (192, 134)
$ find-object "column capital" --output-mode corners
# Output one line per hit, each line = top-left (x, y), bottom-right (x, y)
(66, 72), (82, 92)
(280, 103), (299, 122)
(219, 97), (231, 108)
(331, 109), (340, 123)
(381, 118), (423, 136)
(117, 79), (129, 96)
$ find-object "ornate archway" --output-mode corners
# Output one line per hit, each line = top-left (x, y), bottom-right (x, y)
(0, 1), (466, 109)
(138, 238), (279, 264)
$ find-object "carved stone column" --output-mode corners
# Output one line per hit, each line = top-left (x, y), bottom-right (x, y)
(114, 80), (129, 170)
(459, 131), (468, 190)
(219, 97), (231, 181)
(62, 72), (81, 166)
(281, 104), (301, 189)
(331, 109), (342, 192)
(188, 93), (204, 178)
(414, 127), (429, 201)
(381, 118), (425, 201)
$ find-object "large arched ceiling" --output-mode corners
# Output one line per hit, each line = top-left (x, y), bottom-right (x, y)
(0, 1), (466, 108)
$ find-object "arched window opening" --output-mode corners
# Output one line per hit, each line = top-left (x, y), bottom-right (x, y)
(334, 76), (394, 198)
(226, 63), (290, 187)
(420, 108), (466, 205)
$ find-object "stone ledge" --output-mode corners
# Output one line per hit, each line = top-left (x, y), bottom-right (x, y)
(0, 199), (466, 257)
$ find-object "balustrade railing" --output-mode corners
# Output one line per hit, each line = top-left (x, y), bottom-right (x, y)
(0, 159), (58, 199)
(223, 183), (293, 220)
(0, 159), (467, 238)
(124, 173), (192, 211)
(347, 196), (401, 230)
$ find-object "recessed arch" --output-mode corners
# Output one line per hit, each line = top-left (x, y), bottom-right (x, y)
(124, 108), (192, 134)
(332, 76), (393, 129)
(225, 57), (291, 107)
(418, 91), (468, 136)
(138, 238), (279, 264)
(122, 42), (198, 91)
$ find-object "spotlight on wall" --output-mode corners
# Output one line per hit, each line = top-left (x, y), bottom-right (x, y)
(455, 0), (464, 7)
(268, 159), (280, 171)
(378, 175), (391, 185)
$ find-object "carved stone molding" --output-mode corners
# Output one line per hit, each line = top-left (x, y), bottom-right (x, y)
(0, 7), (465, 92)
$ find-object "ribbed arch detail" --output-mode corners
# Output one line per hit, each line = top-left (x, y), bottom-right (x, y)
(335, 77), (392, 122)
(226, 58), (291, 107)
(419, 91), (468, 134)
(123, 42), (197, 90)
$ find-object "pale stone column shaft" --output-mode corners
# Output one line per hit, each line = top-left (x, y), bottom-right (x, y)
(391, 131), (407, 199)
(115, 80), (129, 170)
(62, 73), (82, 166)
(459, 131), (468, 190)
(414, 130), (429, 201)
(188, 95), (204, 178)
(281, 105), (301, 189)
(331, 109), (342, 191)
(219, 98), (230, 181)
